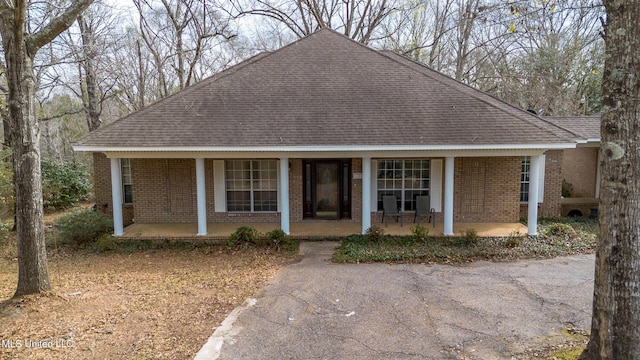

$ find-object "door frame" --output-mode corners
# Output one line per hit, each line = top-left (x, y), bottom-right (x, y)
(303, 159), (351, 219)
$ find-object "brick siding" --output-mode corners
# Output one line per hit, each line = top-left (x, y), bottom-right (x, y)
(93, 153), (134, 226)
(562, 147), (598, 198)
(93, 154), (533, 227)
(454, 157), (521, 223)
(519, 150), (564, 218)
(539, 150), (563, 217)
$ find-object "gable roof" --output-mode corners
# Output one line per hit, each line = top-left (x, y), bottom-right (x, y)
(544, 115), (601, 142)
(74, 28), (576, 152)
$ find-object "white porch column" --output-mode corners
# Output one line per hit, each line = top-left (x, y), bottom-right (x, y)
(110, 158), (124, 236)
(279, 158), (290, 235)
(444, 157), (455, 236)
(362, 157), (372, 234)
(195, 158), (207, 236)
(528, 155), (541, 235)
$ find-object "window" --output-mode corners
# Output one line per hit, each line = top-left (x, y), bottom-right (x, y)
(520, 156), (530, 202)
(121, 158), (133, 204)
(226, 160), (277, 212)
(377, 159), (430, 211)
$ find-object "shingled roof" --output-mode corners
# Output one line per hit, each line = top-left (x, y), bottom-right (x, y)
(544, 115), (601, 142)
(74, 28), (576, 151)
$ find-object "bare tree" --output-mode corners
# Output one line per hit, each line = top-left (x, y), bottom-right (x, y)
(379, 0), (454, 69)
(77, 13), (102, 132)
(0, 0), (94, 296)
(134, 0), (236, 94)
(581, 1), (640, 358)
(233, 0), (396, 44)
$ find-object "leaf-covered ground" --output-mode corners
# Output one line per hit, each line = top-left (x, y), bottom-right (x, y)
(0, 233), (297, 359)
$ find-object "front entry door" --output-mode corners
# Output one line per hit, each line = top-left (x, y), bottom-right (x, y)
(303, 160), (351, 219)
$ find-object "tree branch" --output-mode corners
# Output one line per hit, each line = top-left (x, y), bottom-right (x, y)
(27, 0), (95, 52)
(38, 108), (84, 122)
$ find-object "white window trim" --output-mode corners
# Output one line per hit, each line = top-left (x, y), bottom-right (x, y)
(520, 155), (545, 204)
(121, 158), (133, 205)
(225, 160), (278, 212)
(376, 159), (431, 212)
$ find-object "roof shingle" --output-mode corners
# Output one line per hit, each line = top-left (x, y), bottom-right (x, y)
(75, 29), (575, 149)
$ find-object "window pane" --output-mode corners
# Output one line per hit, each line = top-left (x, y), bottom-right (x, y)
(227, 191), (251, 212)
(226, 160), (277, 212)
(123, 185), (133, 204)
(520, 156), (531, 202)
(377, 159), (430, 211)
(254, 191), (277, 212)
(121, 159), (133, 204)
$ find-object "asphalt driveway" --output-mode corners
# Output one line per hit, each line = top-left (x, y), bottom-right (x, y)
(196, 241), (595, 359)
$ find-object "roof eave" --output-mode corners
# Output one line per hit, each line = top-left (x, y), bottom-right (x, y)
(73, 143), (578, 153)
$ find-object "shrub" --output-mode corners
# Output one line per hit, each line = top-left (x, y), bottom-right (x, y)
(228, 226), (260, 246)
(266, 228), (285, 246)
(543, 223), (577, 239)
(265, 229), (299, 251)
(364, 225), (385, 242)
(96, 234), (118, 252)
(462, 228), (479, 246)
(0, 221), (10, 243)
(505, 230), (523, 248)
(56, 210), (113, 247)
(0, 150), (14, 219)
(410, 225), (429, 241)
(42, 158), (91, 210)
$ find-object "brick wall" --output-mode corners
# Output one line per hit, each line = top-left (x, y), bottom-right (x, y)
(132, 158), (199, 223)
(93, 153), (134, 225)
(519, 150), (564, 218)
(562, 147), (598, 198)
(94, 154), (537, 226)
(289, 159), (303, 222)
(454, 157), (521, 223)
(540, 150), (563, 217)
(351, 158), (363, 222)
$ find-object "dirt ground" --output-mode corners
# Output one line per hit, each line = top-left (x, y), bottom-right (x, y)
(0, 233), (297, 359)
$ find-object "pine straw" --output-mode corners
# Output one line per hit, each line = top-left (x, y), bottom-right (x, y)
(0, 235), (296, 359)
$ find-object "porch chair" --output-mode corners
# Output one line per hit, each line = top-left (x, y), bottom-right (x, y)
(382, 195), (402, 227)
(414, 195), (436, 228)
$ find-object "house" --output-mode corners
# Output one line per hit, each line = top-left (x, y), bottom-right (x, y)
(544, 115), (601, 217)
(73, 28), (581, 238)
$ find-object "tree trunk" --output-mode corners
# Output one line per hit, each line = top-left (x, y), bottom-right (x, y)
(0, 16), (51, 296)
(77, 14), (102, 132)
(0, 0), (94, 297)
(581, 1), (640, 358)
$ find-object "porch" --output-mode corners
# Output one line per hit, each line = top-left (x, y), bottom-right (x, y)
(119, 221), (528, 241)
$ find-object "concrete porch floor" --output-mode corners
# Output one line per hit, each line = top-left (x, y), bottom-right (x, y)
(120, 221), (527, 240)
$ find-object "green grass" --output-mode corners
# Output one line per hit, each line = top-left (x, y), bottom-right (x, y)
(332, 217), (597, 264)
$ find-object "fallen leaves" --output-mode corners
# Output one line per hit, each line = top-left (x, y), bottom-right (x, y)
(0, 238), (293, 359)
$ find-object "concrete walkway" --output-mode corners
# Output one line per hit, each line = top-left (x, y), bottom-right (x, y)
(196, 242), (595, 360)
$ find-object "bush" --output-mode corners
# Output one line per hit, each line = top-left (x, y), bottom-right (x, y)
(96, 234), (118, 252)
(505, 230), (523, 248)
(56, 210), (113, 247)
(42, 158), (91, 210)
(364, 225), (385, 242)
(265, 228), (286, 247)
(410, 225), (429, 241)
(228, 226), (260, 246)
(462, 228), (479, 246)
(0, 221), (10, 243)
(0, 150), (14, 219)
(265, 229), (299, 251)
(543, 223), (577, 239)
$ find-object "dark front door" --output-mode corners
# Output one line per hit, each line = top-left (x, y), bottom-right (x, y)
(303, 160), (351, 219)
